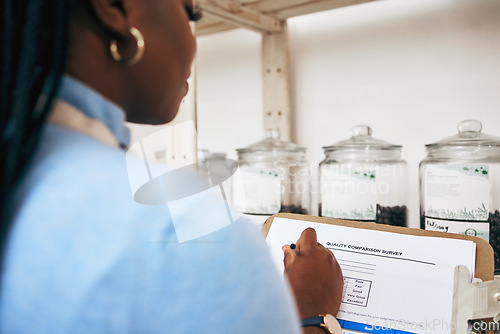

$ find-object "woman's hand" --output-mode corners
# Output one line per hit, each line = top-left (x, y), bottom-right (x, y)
(283, 228), (344, 321)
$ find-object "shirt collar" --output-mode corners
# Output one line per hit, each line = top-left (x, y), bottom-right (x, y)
(57, 75), (131, 148)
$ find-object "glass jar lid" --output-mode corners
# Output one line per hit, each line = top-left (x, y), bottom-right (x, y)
(426, 120), (500, 148)
(322, 125), (402, 162)
(323, 125), (401, 151)
(236, 128), (306, 154)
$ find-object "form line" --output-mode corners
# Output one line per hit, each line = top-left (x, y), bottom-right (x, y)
(341, 269), (375, 275)
(328, 247), (435, 266)
(337, 259), (376, 267)
(340, 264), (376, 271)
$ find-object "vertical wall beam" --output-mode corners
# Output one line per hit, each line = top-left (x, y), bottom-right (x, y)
(262, 20), (293, 142)
(164, 23), (199, 168)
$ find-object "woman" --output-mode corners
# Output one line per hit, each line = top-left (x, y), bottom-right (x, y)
(0, 0), (343, 333)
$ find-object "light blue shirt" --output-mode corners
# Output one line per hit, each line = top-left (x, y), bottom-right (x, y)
(1, 76), (300, 333)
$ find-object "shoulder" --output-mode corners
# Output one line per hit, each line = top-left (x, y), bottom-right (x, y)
(122, 217), (301, 333)
(3, 125), (300, 333)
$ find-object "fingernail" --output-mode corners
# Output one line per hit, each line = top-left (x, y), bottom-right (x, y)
(282, 246), (286, 252)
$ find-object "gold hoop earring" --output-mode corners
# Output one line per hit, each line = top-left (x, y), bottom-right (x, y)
(110, 27), (145, 66)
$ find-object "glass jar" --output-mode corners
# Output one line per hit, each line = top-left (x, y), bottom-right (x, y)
(197, 149), (236, 203)
(319, 125), (408, 226)
(155, 148), (236, 202)
(420, 120), (500, 272)
(232, 129), (310, 216)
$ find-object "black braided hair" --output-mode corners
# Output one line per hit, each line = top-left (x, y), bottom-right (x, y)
(0, 0), (73, 266)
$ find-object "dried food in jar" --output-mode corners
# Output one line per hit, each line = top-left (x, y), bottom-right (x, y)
(422, 210), (500, 272)
(280, 205), (308, 215)
(376, 205), (407, 227)
(489, 210), (500, 272)
(319, 203), (407, 227)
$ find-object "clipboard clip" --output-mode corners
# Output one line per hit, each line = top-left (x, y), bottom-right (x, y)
(452, 265), (500, 334)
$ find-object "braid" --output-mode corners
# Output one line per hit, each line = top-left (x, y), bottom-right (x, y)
(0, 0), (73, 266)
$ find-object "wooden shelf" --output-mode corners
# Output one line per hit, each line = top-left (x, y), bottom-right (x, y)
(196, 0), (379, 36)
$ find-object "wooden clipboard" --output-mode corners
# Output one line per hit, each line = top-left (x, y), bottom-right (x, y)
(262, 213), (495, 281)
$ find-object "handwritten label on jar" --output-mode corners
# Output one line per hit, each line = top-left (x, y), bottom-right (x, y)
(425, 218), (489, 242)
(424, 164), (489, 221)
(321, 167), (376, 221)
(232, 167), (281, 215)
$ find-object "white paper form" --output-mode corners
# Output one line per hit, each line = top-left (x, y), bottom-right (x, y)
(266, 218), (477, 334)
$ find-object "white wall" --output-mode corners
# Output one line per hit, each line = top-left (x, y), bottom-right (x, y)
(196, 29), (264, 159)
(288, 0), (500, 227)
(132, 0), (500, 228)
